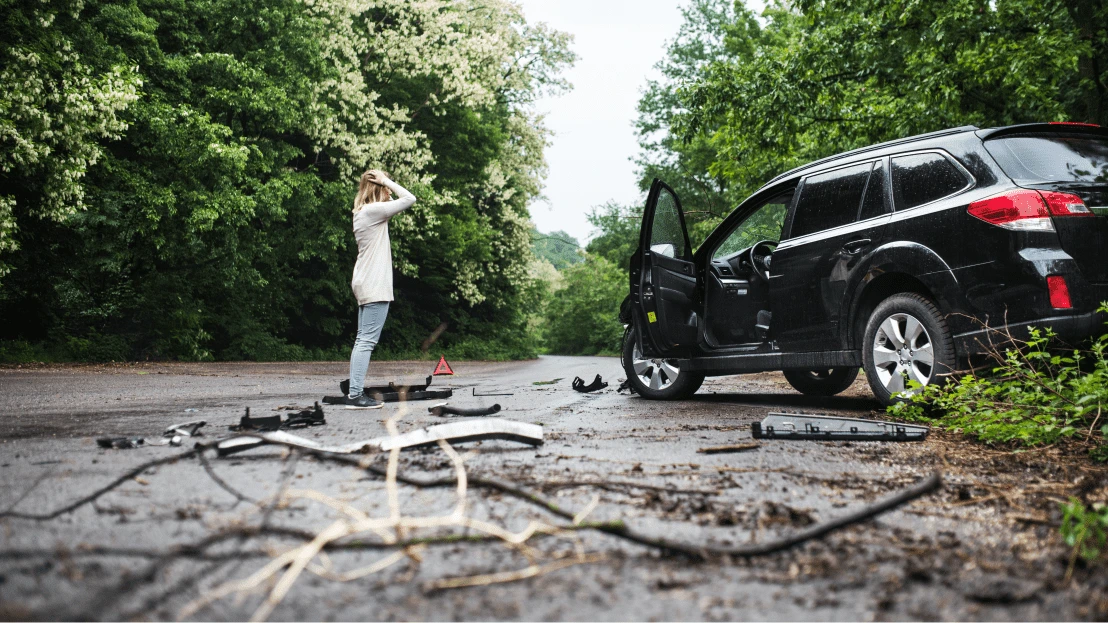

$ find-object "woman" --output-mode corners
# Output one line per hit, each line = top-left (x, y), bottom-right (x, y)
(346, 169), (416, 409)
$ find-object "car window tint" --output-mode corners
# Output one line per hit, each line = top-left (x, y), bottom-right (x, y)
(857, 160), (888, 221)
(712, 192), (792, 260)
(650, 186), (687, 259)
(790, 163), (871, 238)
(892, 153), (968, 210)
(984, 134), (1108, 184)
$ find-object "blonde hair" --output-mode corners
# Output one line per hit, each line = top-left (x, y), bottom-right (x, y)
(353, 169), (392, 211)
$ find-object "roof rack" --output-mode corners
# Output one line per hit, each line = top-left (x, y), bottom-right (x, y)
(763, 125), (980, 186)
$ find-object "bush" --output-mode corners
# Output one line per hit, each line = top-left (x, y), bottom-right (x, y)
(889, 306), (1108, 461)
(1060, 498), (1108, 578)
(543, 255), (626, 356)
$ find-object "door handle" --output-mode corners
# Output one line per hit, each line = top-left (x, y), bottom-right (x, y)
(841, 238), (871, 254)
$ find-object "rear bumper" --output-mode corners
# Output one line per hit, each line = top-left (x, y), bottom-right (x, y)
(954, 309), (1105, 355)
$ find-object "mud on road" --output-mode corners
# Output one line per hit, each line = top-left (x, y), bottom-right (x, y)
(1, 356), (1106, 621)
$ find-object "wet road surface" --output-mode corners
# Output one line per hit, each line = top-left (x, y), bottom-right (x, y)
(1, 357), (1105, 620)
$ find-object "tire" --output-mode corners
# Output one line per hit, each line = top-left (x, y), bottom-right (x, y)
(621, 326), (705, 400)
(783, 368), (859, 396)
(861, 293), (956, 406)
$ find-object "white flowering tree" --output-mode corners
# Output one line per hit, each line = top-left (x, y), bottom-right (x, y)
(0, 0), (573, 360)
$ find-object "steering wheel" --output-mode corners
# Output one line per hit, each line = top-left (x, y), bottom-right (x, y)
(742, 240), (777, 283)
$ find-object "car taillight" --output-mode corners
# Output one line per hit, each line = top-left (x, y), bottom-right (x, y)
(1047, 275), (1072, 309)
(967, 189), (1092, 230)
(967, 190), (1054, 231)
(1049, 121), (1100, 127)
(1040, 190), (1092, 216)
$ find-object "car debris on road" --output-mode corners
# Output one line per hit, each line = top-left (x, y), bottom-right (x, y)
(571, 374), (608, 393)
(428, 403), (502, 417)
(752, 412), (929, 441)
(96, 419), (208, 449)
(213, 418), (544, 457)
(324, 375), (453, 404)
(229, 403), (326, 432)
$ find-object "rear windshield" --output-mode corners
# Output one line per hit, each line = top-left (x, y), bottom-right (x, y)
(985, 133), (1108, 184)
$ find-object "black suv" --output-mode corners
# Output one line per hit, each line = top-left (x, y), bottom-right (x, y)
(620, 122), (1108, 405)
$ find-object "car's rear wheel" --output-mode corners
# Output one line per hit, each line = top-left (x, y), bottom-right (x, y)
(783, 368), (859, 396)
(861, 293), (956, 406)
(621, 327), (705, 399)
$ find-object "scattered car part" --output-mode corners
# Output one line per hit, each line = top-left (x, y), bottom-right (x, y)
(282, 402), (325, 428)
(616, 378), (636, 394)
(327, 376), (452, 404)
(697, 442), (760, 454)
(341, 375), (434, 395)
(229, 404), (326, 431)
(214, 419), (543, 457)
(161, 419), (207, 446)
(229, 407), (282, 432)
(473, 387), (513, 397)
(165, 420), (206, 437)
(322, 388), (452, 405)
(428, 403), (501, 417)
(96, 437), (145, 449)
(571, 374), (608, 393)
(752, 412), (929, 441)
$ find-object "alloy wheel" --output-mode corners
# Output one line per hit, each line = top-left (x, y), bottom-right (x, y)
(871, 312), (935, 395)
(631, 340), (680, 390)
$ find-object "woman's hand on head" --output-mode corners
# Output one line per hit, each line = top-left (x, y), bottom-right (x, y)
(367, 169), (391, 185)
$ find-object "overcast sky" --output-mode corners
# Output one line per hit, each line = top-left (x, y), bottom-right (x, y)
(517, 0), (763, 243)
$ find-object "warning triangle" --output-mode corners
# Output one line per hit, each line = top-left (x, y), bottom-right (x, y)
(433, 356), (454, 376)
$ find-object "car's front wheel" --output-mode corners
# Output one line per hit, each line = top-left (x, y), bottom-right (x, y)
(861, 293), (956, 406)
(783, 368), (859, 396)
(621, 327), (705, 400)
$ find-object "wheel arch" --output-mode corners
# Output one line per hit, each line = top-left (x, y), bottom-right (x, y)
(845, 242), (965, 350)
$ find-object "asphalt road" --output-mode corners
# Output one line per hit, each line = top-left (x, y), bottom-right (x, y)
(0, 357), (1105, 621)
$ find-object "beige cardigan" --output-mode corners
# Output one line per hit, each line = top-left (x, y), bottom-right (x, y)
(350, 179), (416, 304)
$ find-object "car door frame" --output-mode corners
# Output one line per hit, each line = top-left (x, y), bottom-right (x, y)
(630, 179), (698, 358)
(771, 158), (894, 352)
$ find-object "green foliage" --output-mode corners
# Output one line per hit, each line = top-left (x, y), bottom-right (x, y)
(531, 229), (583, 270)
(890, 309), (1108, 460)
(585, 202), (642, 269)
(0, 0), (574, 362)
(1060, 498), (1108, 575)
(669, 0), (1107, 209)
(543, 255), (626, 356)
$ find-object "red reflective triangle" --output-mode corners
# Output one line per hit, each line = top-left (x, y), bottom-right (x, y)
(433, 356), (454, 376)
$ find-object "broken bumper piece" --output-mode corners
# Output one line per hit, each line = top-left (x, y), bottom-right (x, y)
(571, 374), (608, 393)
(324, 377), (452, 404)
(752, 412), (929, 441)
(322, 389), (452, 404)
(428, 403), (501, 417)
(229, 403), (326, 432)
(214, 418), (543, 457)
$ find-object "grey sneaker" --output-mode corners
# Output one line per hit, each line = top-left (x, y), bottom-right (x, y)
(345, 395), (384, 410)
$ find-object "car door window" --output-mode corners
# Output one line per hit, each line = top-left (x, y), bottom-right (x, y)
(712, 192), (792, 260)
(857, 159), (889, 221)
(650, 187), (688, 259)
(790, 163), (872, 238)
(891, 153), (970, 210)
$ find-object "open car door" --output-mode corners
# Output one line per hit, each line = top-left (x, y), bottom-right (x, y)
(630, 179), (699, 357)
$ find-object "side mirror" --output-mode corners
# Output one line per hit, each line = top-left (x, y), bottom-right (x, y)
(650, 242), (676, 258)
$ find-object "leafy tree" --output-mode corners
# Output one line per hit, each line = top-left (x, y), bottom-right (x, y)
(0, 0), (574, 361)
(543, 255), (625, 355)
(584, 201), (641, 269)
(676, 0), (1108, 199)
(530, 229), (583, 270)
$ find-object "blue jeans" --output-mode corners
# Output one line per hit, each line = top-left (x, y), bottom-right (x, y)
(348, 302), (389, 398)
